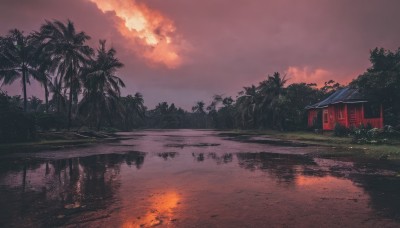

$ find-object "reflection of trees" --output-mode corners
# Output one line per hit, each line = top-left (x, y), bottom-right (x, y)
(347, 161), (400, 221)
(236, 152), (317, 184)
(350, 175), (400, 221)
(191, 152), (233, 164)
(157, 152), (178, 160)
(0, 151), (146, 227)
(208, 152), (233, 164)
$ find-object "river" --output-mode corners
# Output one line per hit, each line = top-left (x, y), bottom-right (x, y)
(1, 130), (400, 227)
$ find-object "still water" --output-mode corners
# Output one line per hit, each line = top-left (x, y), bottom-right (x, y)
(1, 130), (400, 227)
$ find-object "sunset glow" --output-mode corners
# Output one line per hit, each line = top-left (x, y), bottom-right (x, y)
(123, 191), (181, 228)
(88, 0), (182, 68)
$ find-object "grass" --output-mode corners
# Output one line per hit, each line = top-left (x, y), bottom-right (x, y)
(220, 129), (400, 159)
(0, 131), (120, 154)
(0, 139), (97, 153)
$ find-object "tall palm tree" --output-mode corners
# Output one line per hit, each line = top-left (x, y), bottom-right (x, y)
(49, 76), (67, 113)
(236, 85), (258, 128)
(0, 30), (38, 111)
(38, 20), (93, 129)
(80, 40), (125, 130)
(30, 41), (52, 112)
(121, 92), (146, 129)
(257, 72), (288, 129)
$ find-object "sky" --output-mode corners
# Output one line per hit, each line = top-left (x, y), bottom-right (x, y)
(1, 0), (400, 110)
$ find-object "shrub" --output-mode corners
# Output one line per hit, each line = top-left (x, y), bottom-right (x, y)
(349, 124), (395, 144)
(0, 92), (36, 143)
(333, 123), (350, 137)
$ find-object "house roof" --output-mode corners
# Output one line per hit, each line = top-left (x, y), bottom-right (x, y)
(305, 87), (368, 109)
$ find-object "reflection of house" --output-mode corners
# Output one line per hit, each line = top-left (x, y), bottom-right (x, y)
(306, 88), (383, 130)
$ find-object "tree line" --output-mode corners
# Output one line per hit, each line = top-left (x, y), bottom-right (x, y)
(1, 20), (399, 142)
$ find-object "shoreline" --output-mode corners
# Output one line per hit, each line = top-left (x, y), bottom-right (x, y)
(218, 130), (400, 160)
(1, 129), (399, 160)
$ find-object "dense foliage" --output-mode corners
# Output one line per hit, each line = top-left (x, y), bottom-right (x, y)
(351, 48), (400, 127)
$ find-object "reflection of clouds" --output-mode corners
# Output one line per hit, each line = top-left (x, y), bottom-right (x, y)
(123, 191), (180, 228)
(296, 175), (354, 190)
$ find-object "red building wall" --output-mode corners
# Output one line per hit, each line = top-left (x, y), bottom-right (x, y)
(308, 103), (383, 130)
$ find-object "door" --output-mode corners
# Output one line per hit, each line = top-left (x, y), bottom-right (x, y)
(348, 106), (357, 126)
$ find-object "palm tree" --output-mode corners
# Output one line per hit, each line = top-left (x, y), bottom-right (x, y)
(120, 92), (146, 129)
(192, 101), (207, 128)
(257, 72), (288, 129)
(38, 19), (93, 129)
(0, 30), (38, 111)
(192, 101), (206, 114)
(30, 42), (52, 112)
(49, 76), (67, 113)
(236, 85), (258, 128)
(80, 40), (125, 130)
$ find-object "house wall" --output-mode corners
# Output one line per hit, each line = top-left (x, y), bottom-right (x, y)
(347, 103), (364, 127)
(320, 103), (383, 130)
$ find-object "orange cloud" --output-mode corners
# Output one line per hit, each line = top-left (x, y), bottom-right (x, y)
(285, 66), (334, 86)
(88, 0), (183, 68)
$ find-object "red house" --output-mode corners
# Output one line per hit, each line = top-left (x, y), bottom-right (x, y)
(306, 88), (383, 130)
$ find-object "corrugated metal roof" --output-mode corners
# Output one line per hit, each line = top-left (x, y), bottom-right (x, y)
(305, 88), (367, 109)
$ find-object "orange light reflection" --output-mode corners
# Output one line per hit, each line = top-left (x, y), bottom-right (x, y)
(123, 191), (181, 228)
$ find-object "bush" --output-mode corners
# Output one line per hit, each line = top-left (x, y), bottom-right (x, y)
(0, 92), (36, 143)
(333, 123), (350, 137)
(349, 124), (399, 144)
(35, 113), (67, 131)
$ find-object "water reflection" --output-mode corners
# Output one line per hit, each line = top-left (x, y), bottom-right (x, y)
(0, 151), (146, 227)
(191, 152), (233, 164)
(123, 191), (180, 228)
(157, 152), (179, 160)
(1, 130), (400, 227)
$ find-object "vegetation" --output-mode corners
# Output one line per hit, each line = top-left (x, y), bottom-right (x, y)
(350, 48), (400, 127)
(1, 20), (399, 145)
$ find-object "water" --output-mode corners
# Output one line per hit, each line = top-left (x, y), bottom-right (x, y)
(1, 130), (400, 227)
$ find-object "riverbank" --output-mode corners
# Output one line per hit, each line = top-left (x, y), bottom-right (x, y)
(218, 130), (400, 160)
(2, 129), (400, 159)
(0, 131), (122, 154)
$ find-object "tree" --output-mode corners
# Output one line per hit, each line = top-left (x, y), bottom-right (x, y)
(30, 37), (53, 112)
(38, 20), (93, 129)
(257, 72), (288, 129)
(285, 83), (323, 130)
(120, 93), (146, 130)
(351, 48), (400, 127)
(0, 30), (38, 111)
(80, 40), (125, 130)
(236, 85), (258, 128)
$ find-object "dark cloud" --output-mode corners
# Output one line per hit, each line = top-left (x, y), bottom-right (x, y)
(1, 0), (400, 109)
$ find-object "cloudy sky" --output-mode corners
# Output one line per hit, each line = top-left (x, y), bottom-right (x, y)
(1, 0), (400, 109)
